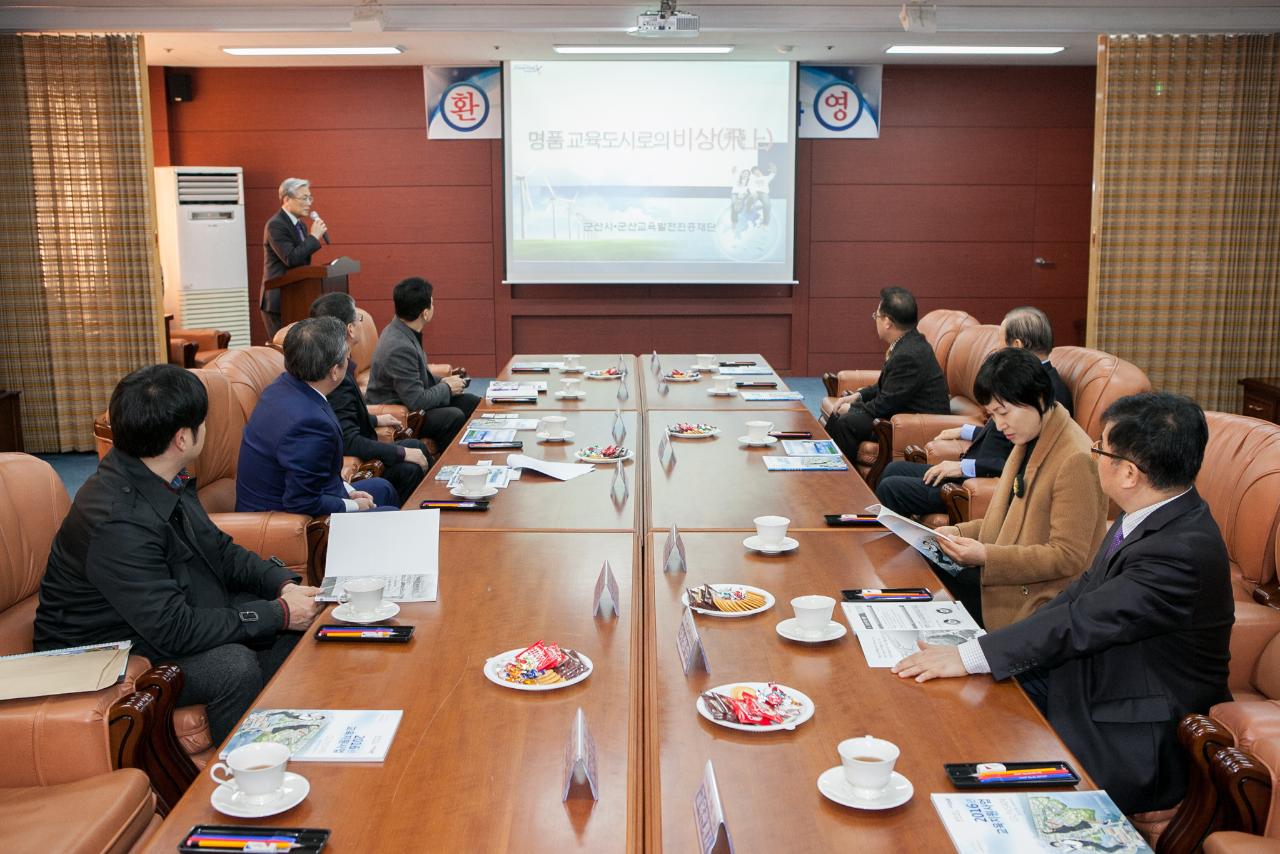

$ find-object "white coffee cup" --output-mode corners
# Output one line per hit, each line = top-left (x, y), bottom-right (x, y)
(340, 577), (387, 618)
(838, 736), (900, 799)
(697, 353), (716, 368)
(459, 465), (489, 496)
(714, 376), (734, 393)
(753, 515), (790, 548)
(791, 594), (836, 635)
(209, 742), (290, 804)
(563, 354), (581, 369)
(560, 378), (581, 396)
(746, 420), (773, 443)
(540, 414), (567, 438)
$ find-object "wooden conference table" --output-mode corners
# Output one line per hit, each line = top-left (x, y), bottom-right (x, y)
(637, 353), (806, 412)
(489, 353), (641, 411)
(146, 353), (1091, 853)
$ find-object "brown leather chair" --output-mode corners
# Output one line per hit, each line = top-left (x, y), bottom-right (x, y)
(819, 308), (980, 422)
(935, 345), (1151, 524)
(0, 453), (195, 813)
(0, 768), (160, 854)
(171, 326), (231, 368)
(273, 314), (454, 394)
(1206, 833), (1280, 853)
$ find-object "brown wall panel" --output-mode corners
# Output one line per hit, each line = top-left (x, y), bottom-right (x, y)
(1035, 127), (1095, 185)
(811, 185), (1038, 243)
(243, 186), (491, 245)
(810, 242), (1031, 299)
(882, 66), (1096, 128)
(1033, 185), (1092, 242)
(811, 127), (1039, 186)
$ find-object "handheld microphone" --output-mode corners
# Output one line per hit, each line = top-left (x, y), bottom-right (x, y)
(310, 211), (331, 244)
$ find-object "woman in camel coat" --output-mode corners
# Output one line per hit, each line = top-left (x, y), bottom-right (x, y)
(935, 348), (1107, 630)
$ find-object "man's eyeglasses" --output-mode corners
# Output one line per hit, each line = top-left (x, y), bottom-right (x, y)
(294, 194), (313, 202)
(1091, 439), (1146, 473)
(871, 310), (883, 322)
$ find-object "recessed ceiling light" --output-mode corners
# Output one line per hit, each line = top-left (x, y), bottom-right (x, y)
(221, 46), (404, 56)
(886, 45), (1064, 55)
(552, 45), (734, 55)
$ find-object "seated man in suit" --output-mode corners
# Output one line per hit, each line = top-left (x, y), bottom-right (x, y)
(826, 286), (951, 462)
(366, 276), (481, 448)
(237, 317), (399, 514)
(893, 392), (1233, 815)
(309, 293), (432, 505)
(875, 306), (1073, 518)
(34, 364), (323, 743)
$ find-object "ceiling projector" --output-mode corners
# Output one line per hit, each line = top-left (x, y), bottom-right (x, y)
(630, 4), (700, 37)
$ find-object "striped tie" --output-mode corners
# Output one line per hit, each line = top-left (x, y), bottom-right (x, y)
(1104, 525), (1125, 558)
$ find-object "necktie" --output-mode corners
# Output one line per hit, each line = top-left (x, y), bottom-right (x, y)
(1104, 525), (1125, 558)
(295, 220), (306, 242)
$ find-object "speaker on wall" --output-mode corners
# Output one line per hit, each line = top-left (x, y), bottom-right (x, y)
(166, 71), (193, 103)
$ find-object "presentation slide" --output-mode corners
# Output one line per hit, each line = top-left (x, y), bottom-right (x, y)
(504, 61), (796, 285)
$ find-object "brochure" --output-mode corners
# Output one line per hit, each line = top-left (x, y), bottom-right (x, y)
(319, 510), (439, 602)
(931, 791), (1153, 853)
(486, 381), (545, 397)
(220, 709), (404, 762)
(762, 455), (849, 471)
(739, 390), (803, 401)
(716, 365), (773, 376)
(842, 600), (984, 668)
(459, 428), (518, 445)
(781, 439), (840, 456)
(434, 465), (516, 489)
(318, 573), (439, 603)
(468, 417), (540, 431)
(868, 503), (966, 576)
(511, 362), (563, 370)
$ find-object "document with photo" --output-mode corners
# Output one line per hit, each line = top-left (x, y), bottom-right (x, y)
(932, 791), (1153, 853)
(867, 503), (966, 576)
(841, 600), (979, 632)
(762, 455), (848, 471)
(739, 390), (803, 401)
(849, 626), (985, 668)
(781, 439), (840, 456)
(459, 427), (518, 445)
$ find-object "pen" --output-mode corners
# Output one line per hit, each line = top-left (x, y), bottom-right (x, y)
(320, 629), (395, 636)
(837, 514), (878, 521)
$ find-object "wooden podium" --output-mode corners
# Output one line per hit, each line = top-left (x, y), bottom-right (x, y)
(265, 256), (360, 326)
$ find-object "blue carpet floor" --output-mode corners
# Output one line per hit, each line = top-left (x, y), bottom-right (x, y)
(41, 375), (827, 497)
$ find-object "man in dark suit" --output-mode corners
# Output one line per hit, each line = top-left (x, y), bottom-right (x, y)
(34, 364), (323, 743)
(893, 392), (1233, 815)
(366, 277), (481, 448)
(236, 317), (399, 515)
(875, 306), (1073, 517)
(310, 292), (432, 505)
(826, 286), (951, 462)
(260, 177), (328, 340)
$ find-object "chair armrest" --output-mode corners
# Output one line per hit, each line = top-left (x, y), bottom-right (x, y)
(428, 363), (453, 377)
(170, 327), (229, 351)
(1253, 580), (1280, 610)
(903, 445), (928, 464)
(1227, 602), (1280, 694)
(0, 655), (152, 787)
(207, 511), (309, 576)
(167, 339), (197, 368)
(348, 459), (385, 483)
(367, 403), (410, 424)
(942, 476), (1000, 524)
(926, 438), (973, 463)
(889, 414), (978, 452)
(836, 369), (881, 395)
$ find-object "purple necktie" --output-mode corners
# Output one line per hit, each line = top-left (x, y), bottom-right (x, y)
(1104, 525), (1125, 558)
(295, 220), (306, 242)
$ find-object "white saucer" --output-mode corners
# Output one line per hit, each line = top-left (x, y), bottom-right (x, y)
(743, 535), (800, 554)
(450, 485), (499, 499)
(211, 772), (310, 818)
(536, 431), (575, 441)
(817, 768), (913, 810)
(707, 388), (736, 397)
(559, 366), (585, 374)
(662, 374), (701, 383)
(331, 601), (400, 624)
(776, 618), (846, 643)
(737, 435), (779, 447)
(554, 391), (586, 399)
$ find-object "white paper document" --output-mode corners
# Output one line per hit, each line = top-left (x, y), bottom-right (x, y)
(780, 439), (840, 456)
(506, 453), (595, 481)
(511, 362), (563, 370)
(739, 390), (803, 401)
(842, 600), (985, 668)
(469, 417), (540, 431)
(320, 510), (440, 602)
(486, 381), (545, 398)
(715, 365), (772, 375)
(867, 503), (966, 575)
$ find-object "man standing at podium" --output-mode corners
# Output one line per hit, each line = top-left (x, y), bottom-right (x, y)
(261, 177), (327, 340)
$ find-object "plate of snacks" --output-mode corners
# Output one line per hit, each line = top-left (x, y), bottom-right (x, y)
(682, 584), (774, 617)
(584, 367), (623, 380)
(575, 444), (633, 463)
(662, 369), (701, 382)
(485, 641), (593, 692)
(697, 682), (814, 732)
(667, 422), (720, 439)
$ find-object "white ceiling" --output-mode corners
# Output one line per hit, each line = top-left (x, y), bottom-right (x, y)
(5, 1), (1279, 65)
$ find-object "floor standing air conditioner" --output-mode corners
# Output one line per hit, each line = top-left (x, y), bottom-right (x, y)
(154, 166), (251, 348)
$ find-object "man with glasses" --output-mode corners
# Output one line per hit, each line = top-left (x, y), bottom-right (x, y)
(825, 286), (950, 463)
(261, 178), (328, 339)
(893, 392), (1233, 815)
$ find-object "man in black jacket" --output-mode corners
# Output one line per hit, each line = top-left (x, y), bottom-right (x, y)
(826, 286), (950, 462)
(893, 392), (1233, 815)
(875, 306), (1073, 517)
(310, 292), (432, 504)
(34, 364), (323, 743)
(260, 177), (328, 339)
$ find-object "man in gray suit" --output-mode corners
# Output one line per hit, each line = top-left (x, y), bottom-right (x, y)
(261, 178), (327, 340)
(366, 277), (480, 448)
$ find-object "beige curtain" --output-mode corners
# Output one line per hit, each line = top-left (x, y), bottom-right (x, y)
(0, 34), (164, 452)
(1088, 34), (1280, 412)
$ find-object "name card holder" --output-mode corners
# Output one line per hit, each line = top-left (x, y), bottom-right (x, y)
(616, 379), (629, 402)
(677, 606), (711, 674)
(562, 707), (600, 801)
(610, 461), (630, 507)
(593, 560), (621, 619)
(657, 432), (677, 468)
(693, 760), (734, 853)
(650, 350), (662, 375)
(657, 376), (671, 395)
(611, 409), (627, 444)
(663, 523), (687, 573)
